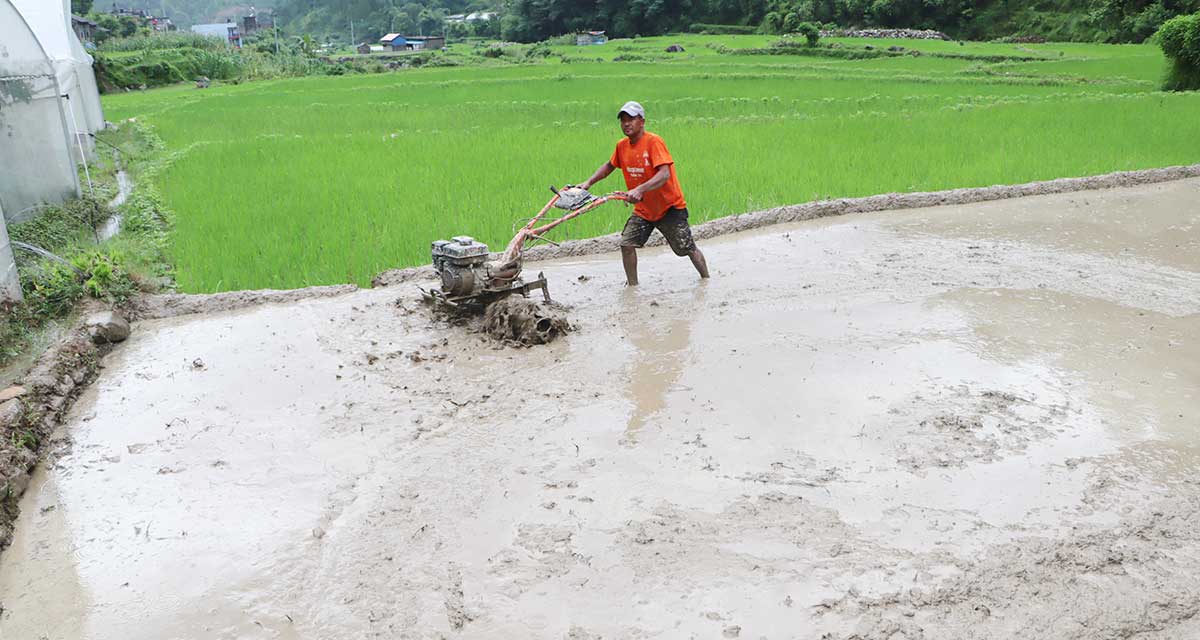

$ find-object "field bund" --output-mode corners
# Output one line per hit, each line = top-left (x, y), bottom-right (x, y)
(100, 34), (1200, 293)
(0, 178), (1197, 638)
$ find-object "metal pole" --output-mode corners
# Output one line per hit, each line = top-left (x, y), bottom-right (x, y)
(64, 93), (94, 195)
(50, 74), (83, 199)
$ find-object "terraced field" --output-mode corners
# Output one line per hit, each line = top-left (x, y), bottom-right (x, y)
(102, 34), (1200, 292)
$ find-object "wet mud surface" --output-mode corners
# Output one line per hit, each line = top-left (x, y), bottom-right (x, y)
(1, 178), (1198, 639)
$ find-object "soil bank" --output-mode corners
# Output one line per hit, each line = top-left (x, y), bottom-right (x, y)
(0, 178), (1198, 639)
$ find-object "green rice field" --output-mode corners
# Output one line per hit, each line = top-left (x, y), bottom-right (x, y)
(101, 34), (1200, 292)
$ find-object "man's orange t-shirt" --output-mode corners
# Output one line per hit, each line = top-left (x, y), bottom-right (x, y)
(609, 132), (686, 222)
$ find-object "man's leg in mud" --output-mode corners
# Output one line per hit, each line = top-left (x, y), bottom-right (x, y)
(658, 208), (708, 280)
(620, 215), (652, 286)
(621, 246), (639, 286)
(688, 247), (709, 279)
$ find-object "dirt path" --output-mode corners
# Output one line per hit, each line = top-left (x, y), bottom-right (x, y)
(1, 178), (1198, 639)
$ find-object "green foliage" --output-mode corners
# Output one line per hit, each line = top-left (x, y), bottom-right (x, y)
(96, 48), (247, 89)
(761, 12), (783, 34)
(9, 197), (108, 253)
(12, 431), (38, 451)
(2, 239), (142, 364)
(1156, 12), (1200, 89)
(1090, 0), (1199, 43)
(99, 32), (228, 52)
(72, 0), (93, 15)
(91, 14), (152, 44)
(796, 21), (820, 46)
(71, 252), (139, 301)
(1, 122), (175, 365)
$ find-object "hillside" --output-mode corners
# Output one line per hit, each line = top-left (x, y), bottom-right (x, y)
(265, 0), (1198, 44)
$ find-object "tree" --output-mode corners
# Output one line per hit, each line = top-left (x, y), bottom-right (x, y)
(1157, 12), (1200, 89)
(760, 10), (783, 32)
(71, 0), (93, 15)
(797, 20), (819, 44)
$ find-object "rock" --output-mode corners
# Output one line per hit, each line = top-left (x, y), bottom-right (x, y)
(665, 44), (685, 52)
(5, 472), (31, 499)
(85, 311), (131, 344)
(0, 386), (25, 402)
(0, 399), (22, 429)
(56, 374), (75, 396)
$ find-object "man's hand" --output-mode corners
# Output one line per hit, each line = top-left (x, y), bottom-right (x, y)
(623, 188), (644, 203)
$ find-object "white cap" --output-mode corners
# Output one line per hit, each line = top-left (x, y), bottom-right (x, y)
(618, 101), (645, 118)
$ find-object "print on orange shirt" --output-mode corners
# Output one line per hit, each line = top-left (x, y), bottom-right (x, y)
(609, 132), (687, 222)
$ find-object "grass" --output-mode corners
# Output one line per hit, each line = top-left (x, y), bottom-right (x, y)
(98, 34), (1199, 293)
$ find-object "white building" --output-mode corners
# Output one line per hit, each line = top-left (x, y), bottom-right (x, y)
(191, 22), (242, 47)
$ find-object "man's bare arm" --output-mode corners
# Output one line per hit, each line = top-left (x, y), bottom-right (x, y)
(580, 162), (615, 190)
(624, 164), (671, 203)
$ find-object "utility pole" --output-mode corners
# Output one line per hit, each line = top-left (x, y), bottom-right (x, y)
(274, 20), (279, 54)
(350, 18), (355, 45)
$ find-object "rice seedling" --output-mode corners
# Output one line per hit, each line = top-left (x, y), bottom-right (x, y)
(100, 35), (1197, 292)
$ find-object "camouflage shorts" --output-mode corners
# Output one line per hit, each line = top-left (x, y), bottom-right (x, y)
(620, 207), (697, 257)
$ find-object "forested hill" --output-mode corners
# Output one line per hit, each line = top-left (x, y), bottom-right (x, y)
(92, 0), (1199, 43)
(493, 0), (1200, 43)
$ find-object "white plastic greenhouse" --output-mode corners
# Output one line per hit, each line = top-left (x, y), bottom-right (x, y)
(1, 0), (105, 224)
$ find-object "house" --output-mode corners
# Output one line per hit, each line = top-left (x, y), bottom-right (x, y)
(405, 36), (444, 50)
(576, 31), (607, 46)
(110, 6), (149, 18)
(71, 15), (101, 44)
(357, 42), (372, 54)
(192, 22), (242, 47)
(380, 34), (444, 51)
(380, 33), (405, 50)
(242, 11), (274, 36)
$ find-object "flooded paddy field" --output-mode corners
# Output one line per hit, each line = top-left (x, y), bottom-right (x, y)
(1, 178), (1197, 639)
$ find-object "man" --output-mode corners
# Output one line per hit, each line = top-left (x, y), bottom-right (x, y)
(578, 101), (709, 286)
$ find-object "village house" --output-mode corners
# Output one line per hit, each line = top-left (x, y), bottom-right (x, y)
(70, 15), (102, 45)
(379, 34), (445, 51)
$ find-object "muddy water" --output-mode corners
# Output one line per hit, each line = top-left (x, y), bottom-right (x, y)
(2, 179), (1199, 639)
